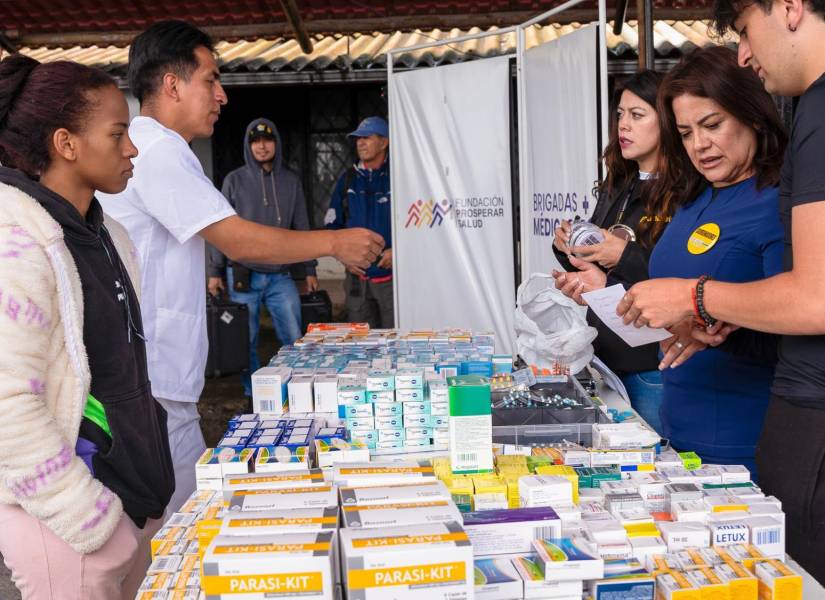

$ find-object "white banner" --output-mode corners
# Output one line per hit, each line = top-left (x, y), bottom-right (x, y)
(389, 56), (516, 353)
(520, 26), (601, 277)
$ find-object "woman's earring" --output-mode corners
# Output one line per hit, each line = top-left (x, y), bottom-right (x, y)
(789, 24), (797, 32)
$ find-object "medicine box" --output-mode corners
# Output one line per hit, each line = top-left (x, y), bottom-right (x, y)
(338, 385), (366, 406)
(340, 522), (474, 600)
(532, 537), (605, 581)
(402, 400), (430, 415)
(367, 390), (396, 403)
(222, 470), (325, 501)
(397, 388), (425, 403)
(473, 557), (523, 600)
(463, 506), (562, 556)
(251, 367), (291, 414)
(341, 500), (463, 529)
(519, 476), (574, 507)
(332, 461), (436, 487)
(339, 481), (451, 507)
(367, 371), (395, 392)
(219, 507), (339, 537)
(202, 532), (334, 600)
(377, 429), (404, 443)
(254, 445), (310, 473)
(313, 374), (339, 413)
(511, 554), (584, 600)
(395, 368), (425, 389)
(288, 375), (315, 413)
(374, 402), (402, 417)
(374, 415), (403, 429)
(195, 448), (254, 480)
(227, 485), (338, 512)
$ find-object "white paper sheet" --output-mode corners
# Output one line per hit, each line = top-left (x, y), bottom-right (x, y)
(581, 285), (672, 348)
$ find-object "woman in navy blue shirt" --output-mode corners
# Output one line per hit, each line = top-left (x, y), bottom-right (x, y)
(644, 47), (787, 473)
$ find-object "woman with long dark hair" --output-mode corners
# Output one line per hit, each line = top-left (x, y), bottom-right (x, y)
(638, 45), (786, 474)
(0, 55), (174, 599)
(552, 69), (669, 433)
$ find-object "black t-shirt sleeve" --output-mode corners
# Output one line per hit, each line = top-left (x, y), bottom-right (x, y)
(790, 82), (825, 206)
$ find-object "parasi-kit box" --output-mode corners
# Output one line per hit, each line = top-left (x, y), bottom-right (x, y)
(332, 461), (436, 487)
(218, 507), (339, 537)
(339, 481), (451, 507)
(341, 500), (463, 529)
(340, 522), (473, 600)
(221, 470), (326, 502)
(227, 485), (338, 512)
(202, 532), (334, 599)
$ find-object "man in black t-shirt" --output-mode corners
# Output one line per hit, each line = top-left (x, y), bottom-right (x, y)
(613, 0), (825, 583)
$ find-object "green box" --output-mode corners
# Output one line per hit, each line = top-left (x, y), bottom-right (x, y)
(679, 451), (702, 471)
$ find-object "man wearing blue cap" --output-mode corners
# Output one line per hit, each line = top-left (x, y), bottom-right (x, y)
(325, 116), (394, 327)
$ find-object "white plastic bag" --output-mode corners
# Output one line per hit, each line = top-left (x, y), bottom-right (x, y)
(514, 273), (597, 374)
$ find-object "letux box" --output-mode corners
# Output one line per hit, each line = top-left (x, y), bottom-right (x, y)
(340, 522), (473, 600)
(202, 532), (334, 599)
(339, 482), (451, 507)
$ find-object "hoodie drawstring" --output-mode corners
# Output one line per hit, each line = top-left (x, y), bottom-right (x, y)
(259, 169), (282, 225)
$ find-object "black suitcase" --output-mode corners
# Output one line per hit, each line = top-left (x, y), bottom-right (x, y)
(205, 293), (250, 378)
(300, 290), (333, 334)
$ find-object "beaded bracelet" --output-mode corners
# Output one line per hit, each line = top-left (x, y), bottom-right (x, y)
(695, 275), (717, 328)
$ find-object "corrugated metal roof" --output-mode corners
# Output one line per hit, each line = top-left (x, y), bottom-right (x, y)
(17, 21), (736, 78)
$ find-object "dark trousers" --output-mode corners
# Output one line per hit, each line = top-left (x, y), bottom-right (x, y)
(756, 395), (825, 585)
(345, 273), (394, 329)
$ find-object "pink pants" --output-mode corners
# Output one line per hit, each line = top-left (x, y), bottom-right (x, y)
(0, 503), (162, 600)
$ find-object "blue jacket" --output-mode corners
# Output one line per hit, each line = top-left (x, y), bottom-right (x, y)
(649, 177), (783, 466)
(325, 158), (392, 279)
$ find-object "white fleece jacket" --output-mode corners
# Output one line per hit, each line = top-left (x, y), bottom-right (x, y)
(0, 181), (141, 554)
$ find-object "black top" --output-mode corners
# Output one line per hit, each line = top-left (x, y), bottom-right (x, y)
(772, 71), (825, 405)
(0, 167), (175, 527)
(554, 176), (660, 374)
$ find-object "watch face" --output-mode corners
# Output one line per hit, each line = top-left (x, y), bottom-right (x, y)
(608, 223), (636, 242)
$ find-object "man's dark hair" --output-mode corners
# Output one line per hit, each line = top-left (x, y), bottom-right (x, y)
(128, 20), (215, 104)
(712, 0), (825, 36)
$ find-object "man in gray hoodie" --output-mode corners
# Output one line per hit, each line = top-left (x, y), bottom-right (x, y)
(208, 118), (316, 396)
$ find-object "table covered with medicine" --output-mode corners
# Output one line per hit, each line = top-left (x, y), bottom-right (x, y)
(136, 324), (823, 600)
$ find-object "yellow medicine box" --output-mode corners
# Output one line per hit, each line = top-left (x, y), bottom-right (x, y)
(753, 559), (802, 600)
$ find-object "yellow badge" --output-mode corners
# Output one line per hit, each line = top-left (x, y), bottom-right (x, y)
(687, 223), (720, 255)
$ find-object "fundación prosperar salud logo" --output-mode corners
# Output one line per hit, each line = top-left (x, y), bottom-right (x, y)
(405, 199), (453, 228)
